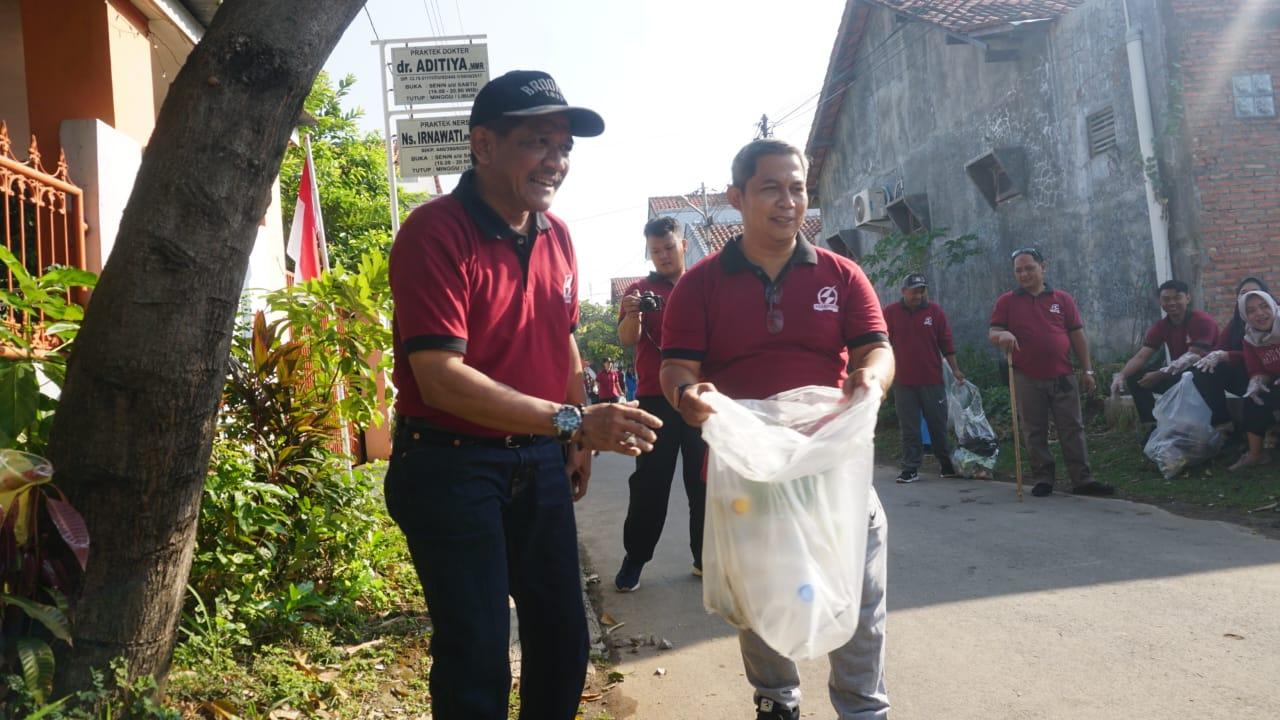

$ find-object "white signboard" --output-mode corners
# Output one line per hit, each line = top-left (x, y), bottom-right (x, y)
(391, 44), (489, 106)
(397, 115), (471, 178)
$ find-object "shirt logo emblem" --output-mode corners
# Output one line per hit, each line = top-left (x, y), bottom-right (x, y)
(1049, 303), (1062, 315)
(813, 286), (839, 313)
(923, 317), (934, 326)
(563, 273), (574, 304)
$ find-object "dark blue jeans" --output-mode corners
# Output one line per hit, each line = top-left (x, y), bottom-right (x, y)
(383, 432), (588, 720)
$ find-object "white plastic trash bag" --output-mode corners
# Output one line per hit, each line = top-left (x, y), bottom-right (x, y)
(699, 385), (879, 661)
(1143, 372), (1223, 479)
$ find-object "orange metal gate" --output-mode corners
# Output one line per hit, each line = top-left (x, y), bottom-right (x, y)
(0, 122), (88, 355)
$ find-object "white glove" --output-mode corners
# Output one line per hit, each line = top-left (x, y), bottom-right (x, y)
(1194, 350), (1227, 373)
(1245, 375), (1271, 406)
(1162, 352), (1201, 375)
(1109, 373), (1126, 396)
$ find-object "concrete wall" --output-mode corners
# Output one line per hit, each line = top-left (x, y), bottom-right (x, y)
(815, 0), (1172, 361)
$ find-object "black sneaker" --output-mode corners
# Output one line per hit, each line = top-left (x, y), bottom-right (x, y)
(1072, 481), (1116, 497)
(939, 460), (960, 478)
(614, 556), (643, 592)
(1031, 481), (1053, 497)
(755, 697), (799, 720)
(896, 469), (920, 484)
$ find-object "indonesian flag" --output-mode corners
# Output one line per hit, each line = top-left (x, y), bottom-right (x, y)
(286, 136), (327, 281)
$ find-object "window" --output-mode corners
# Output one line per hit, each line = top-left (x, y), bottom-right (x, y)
(1086, 107), (1116, 157)
(1233, 73), (1275, 119)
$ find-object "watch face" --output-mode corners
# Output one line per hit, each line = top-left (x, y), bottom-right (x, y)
(554, 406), (582, 436)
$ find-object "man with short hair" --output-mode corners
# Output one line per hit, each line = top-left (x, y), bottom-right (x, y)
(614, 216), (707, 591)
(883, 273), (964, 483)
(989, 248), (1114, 498)
(597, 358), (622, 403)
(386, 70), (663, 720)
(1111, 279), (1219, 435)
(661, 139), (893, 720)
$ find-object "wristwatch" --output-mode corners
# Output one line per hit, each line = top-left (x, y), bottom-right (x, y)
(552, 404), (584, 443)
(1084, 370), (1096, 376)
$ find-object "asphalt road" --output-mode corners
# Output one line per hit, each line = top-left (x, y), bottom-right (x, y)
(576, 453), (1280, 719)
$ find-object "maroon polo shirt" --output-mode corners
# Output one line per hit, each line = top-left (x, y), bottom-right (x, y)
(1244, 341), (1280, 377)
(989, 285), (1083, 379)
(618, 272), (676, 397)
(662, 236), (888, 401)
(1142, 310), (1219, 360)
(597, 369), (621, 400)
(883, 300), (955, 386)
(389, 170), (579, 437)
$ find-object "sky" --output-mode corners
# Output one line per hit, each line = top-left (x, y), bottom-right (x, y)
(322, 0), (846, 304)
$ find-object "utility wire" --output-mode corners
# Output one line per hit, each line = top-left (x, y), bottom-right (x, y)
(363, 5), (381, 41)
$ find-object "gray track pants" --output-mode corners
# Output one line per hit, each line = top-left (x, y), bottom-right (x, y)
(893, 383), (952, 472)
(738, 488), (889, 719)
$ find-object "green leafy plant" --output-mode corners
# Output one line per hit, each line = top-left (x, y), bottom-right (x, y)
(859, 227), (980, 289)
(0, 247), (97, 454)
(0, 450), (90, 708)
(279, 73), (426, 271)
(576, 300), (627, 367)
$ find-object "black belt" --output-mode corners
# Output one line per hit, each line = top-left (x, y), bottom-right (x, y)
(395, 415), (544, 449)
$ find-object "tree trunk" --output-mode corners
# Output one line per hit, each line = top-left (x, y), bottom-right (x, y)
(46, 0), (366, 691)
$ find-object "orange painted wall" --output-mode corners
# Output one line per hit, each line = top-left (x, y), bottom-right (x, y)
(20, 0), (115, 159)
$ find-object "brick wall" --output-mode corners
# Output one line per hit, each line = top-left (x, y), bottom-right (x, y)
(1170, 0), (1280, 319)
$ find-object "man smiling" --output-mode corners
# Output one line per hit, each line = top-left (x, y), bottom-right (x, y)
(1112, 280), (1218, 437)
(661, 139), (893, 720)
(385, 70), (662, 720)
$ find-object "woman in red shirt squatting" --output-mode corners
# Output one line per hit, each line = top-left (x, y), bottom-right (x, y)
(1231, 290), (1280, 470)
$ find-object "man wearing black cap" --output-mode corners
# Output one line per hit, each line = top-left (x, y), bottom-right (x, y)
(883, 273), (964, 483)
(385, 70), (663, 720)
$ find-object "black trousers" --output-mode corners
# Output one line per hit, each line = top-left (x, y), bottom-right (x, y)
(1125, 371), (1179, 424)
(892, 383), (952, 471)
(622, 395), (707, 565)
(383, 431), (588, 720)
(1242, 386), (1280, 436)
(1191, 363), (1250, 426)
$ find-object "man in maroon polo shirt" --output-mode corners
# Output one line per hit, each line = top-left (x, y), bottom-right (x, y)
(385, 70), (662, 720)
(613, 215), (706, 591)
(883, 273), (965, 483)
(989, 247), (1114, 498)
(1111, 279), (1219, 437)
(597, 358), (622, 402)
(660, 139), (893, 720)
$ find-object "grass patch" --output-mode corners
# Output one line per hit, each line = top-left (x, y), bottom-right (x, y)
(875, 408), (1280, 514)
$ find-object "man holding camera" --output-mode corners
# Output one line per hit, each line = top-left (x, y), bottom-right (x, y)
(613, 216), (707, 591)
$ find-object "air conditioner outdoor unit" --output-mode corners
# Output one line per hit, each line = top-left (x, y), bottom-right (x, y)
(853, 188), (888, 227)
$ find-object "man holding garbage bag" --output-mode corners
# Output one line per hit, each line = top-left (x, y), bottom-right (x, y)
(660, 138), (894, 720)
(883, 273), (965, 483)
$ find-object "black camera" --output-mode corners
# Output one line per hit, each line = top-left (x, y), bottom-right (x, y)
(638, 291), (664, 312)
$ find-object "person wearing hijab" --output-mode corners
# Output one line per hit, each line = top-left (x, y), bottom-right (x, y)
(1229, 290), (1280, 470)
(1192, 277), (1271, 435)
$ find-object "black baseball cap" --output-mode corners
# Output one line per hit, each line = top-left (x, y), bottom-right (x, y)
(469, 70), (605, 137)
(902, 273), (928, 289)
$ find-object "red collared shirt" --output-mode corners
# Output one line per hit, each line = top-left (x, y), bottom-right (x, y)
(1244, 341), (1280, 378)
(618, 272), (675, 397)
(389, 170), (579, 436)
(883, 300), (955, 386)
(663, 236), (887, 400)
(1142, 310), (1219, 360)
(989, 285), (1083, 379)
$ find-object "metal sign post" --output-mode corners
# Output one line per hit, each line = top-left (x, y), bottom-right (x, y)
(371, 34), (488, 235)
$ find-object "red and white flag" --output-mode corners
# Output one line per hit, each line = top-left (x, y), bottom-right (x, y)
(286, 136), (328, 282)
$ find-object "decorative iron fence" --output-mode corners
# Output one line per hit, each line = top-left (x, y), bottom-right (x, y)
(0, 122), (88, 356)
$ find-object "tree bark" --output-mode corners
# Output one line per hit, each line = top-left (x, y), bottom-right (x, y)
(47, 0), (366, 691)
